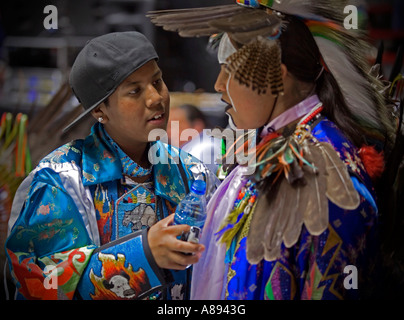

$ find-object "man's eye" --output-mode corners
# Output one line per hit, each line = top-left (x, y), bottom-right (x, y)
(129, 88), (141, 95)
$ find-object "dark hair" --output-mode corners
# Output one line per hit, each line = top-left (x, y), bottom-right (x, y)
(179, 104), (207, 126)
(279, 16), (323, 83)
(278, 16), (368, 147)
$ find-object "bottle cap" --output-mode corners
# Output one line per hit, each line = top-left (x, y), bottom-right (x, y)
(191, 180), (206, 195)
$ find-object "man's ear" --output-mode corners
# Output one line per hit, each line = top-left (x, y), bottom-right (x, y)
(281, 64), (288, 81)
(91, 105), (108, 122)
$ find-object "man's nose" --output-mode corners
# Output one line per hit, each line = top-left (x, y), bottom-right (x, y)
(145, 85), (163, 108)
(214, 66), (229, 93)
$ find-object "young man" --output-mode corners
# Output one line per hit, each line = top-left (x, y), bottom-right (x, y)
(5, 31), (217, 300)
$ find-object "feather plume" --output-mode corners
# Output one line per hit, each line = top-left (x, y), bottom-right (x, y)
(147, 4), (247, 38)
(148, 0), (347, 39)
(148, 4), (282, 43)
(246, 139), (328, 263)
(245, 131), (361, 263)
(262, 177), (294, 261)
(318, 141), (360, 209)
(178, 27), (221, 38)
(315, 36), (388, 137)
(282, 182), (306, 248)
(301, 141), (328, 235)
(209, 9), (280, 33)
(147, 5), (243, 22)
(358, 145), (385, 180)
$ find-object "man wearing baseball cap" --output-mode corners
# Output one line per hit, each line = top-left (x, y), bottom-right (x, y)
(5, 31), (216, 300)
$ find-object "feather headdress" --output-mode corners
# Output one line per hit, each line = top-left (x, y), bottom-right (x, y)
(148, 0), (392, 137)
(148, 2), (285, 96)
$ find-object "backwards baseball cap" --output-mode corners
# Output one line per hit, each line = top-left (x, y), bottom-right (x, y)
(63, 31), (159, 133)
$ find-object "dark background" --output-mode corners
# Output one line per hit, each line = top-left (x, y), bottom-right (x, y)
(0, 0), (402, 101)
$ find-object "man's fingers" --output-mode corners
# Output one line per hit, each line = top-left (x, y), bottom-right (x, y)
(168, 250), (204, 270)
(148, 213), (206, 270)
(174, 240), (205, 254)
(157, 214), (192, 236)
(157, 213), (175, 228)
(169, 224), (192, 237)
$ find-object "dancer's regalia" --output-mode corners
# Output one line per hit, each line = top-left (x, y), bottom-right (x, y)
(6, 123), (217, 299)
(148, 0), (400, 299)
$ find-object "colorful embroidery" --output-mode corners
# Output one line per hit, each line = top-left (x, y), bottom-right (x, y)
(103, 126), (152, 178)
(89, 252), (151, 300)
(222, 117), (378, 300)
(94, 184), (114, 245)
(6, 121), (210, 300)
(116, 183), (157, 238)
(7, 246), (94, 300)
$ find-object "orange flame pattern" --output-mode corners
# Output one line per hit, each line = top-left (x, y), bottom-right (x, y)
(89, 252), (151, 300)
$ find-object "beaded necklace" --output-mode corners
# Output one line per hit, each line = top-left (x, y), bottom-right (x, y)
(298, 103), (323, 126)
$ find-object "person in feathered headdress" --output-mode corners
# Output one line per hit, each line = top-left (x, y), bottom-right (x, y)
(148, 0), (397, 299)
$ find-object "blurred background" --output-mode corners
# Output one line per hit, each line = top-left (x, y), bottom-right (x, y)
(0, 0), (403, 300)
(0, 0), (402, 140)
(0, 0), (234, 120)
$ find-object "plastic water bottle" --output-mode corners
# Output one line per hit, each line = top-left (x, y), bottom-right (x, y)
(174, 180), (207, 243)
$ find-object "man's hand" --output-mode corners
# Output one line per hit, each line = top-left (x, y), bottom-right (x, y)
(147, 214), (205, 270)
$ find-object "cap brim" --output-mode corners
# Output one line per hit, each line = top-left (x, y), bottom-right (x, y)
(62, 89), (114, 133)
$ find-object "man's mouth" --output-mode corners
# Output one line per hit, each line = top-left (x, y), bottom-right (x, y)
(221, 99), (232, 113)
(148, 112), (165, 122)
